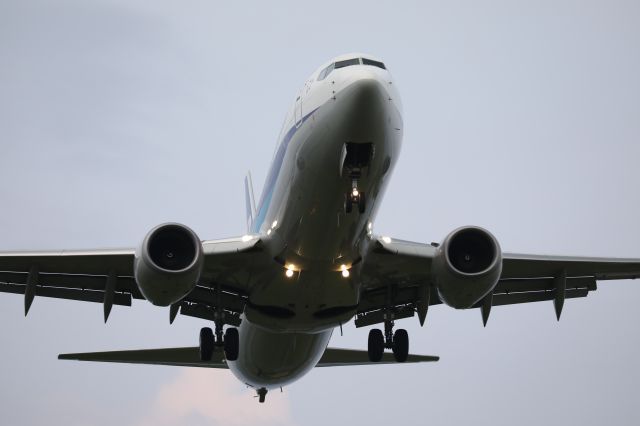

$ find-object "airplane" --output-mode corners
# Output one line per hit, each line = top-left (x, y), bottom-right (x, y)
(1, 53), (639, 403)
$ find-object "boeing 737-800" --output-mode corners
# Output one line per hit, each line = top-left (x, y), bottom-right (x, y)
(1, 54), (639, 403)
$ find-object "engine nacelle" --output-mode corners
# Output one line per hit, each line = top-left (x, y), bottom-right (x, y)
(432, 226), (502, 309)
(134, 223), (203, 306)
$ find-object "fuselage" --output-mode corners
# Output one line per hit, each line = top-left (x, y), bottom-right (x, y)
(228, 54), (403, 389)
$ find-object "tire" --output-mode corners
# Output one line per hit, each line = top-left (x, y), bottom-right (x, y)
(199, 327), (214, 361)
(224, 327), (240, 361)
(392, 329), (409, 363)
(368, 329), (384, 362)
(358, 192), (366, 214)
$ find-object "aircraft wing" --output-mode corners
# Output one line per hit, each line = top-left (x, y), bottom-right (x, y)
(357, 236), (640, 327)
(0, 236), (268, 323)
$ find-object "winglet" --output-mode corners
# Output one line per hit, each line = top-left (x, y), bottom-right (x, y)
(244, 172), (256, 233)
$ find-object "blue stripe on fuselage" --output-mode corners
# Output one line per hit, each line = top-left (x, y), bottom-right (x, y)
(251, 108), (319, 233)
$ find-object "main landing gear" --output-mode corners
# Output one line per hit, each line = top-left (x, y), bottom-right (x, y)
(345, 177), (366, 214)
(367, 319), (409, 363)
(199, 321), (239, 362)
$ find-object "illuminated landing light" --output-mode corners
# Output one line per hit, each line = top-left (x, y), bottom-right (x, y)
(241, 235), (253, 242)
(267, 229), (272, 235)
(381, 236), (392, 244)
(352, 189), (359, 197)
(285, 264), (296, 278)
(340, 264), (350, 278)
(272, 220), (278, 228)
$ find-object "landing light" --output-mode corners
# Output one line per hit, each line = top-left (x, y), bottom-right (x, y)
(272, 220), (278, 228)
(241, 235), (253, 242)
(381, 236), (392, 244)
(285, 264), (296, 278)
(352, 189), (359, 197)
(340, 264), (350, 278)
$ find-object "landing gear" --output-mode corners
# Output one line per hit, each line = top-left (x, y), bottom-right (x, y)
(224, 327), (239, 361)
(366, 320), (409, 363)
(392, 329), (409, 363)
(368, 329), (384, 362)
(199, 325), (240, 361)
(199, 283), (240, 362)
(199, 327), (214, 361)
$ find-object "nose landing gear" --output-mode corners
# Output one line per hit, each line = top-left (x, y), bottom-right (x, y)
(345, 178), (366, 214)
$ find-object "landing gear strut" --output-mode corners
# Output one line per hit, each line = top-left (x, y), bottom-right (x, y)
(199, 284), (240, 362)
(257, 387), (268, 403)
(367, 319), (409, 363)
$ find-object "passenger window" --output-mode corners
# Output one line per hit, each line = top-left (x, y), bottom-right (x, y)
(362, 58), (386, 69)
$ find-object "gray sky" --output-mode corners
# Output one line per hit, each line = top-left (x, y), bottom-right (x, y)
(1, 0), (639, 425)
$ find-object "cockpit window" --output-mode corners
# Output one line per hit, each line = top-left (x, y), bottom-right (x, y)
(317, 57), (385, 81)
(334, 58), (361, 69)
(317, 63), (335, 81)
(362, 58), (386, 69)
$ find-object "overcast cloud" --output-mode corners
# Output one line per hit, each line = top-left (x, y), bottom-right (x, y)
(1, 1), (639, 425)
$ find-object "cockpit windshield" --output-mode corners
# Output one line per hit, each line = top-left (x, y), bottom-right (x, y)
(317, 57), (386, 81)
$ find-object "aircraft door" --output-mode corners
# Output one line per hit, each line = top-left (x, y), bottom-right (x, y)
(295, 80), (312, 128)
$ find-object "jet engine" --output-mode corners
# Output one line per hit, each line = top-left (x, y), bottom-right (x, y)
(432, 226), (502, 309)
(134, 223), (203, 306)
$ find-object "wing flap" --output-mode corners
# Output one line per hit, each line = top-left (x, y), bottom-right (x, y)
(0, 282), (132, 305)
(317, 348), (439, 367)
(59, 347), (228, 368)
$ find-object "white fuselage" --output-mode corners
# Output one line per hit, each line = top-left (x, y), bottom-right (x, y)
(228, 55), (403, 389)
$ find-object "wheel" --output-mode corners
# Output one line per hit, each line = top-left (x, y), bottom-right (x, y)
(345, 194), (353, 214)
(358, 192), (366, 214)
(392, 329), (409, 362)
(199, 327), (214, 361)
(368, 329), (384, 362)
(224, 327), (239, 361)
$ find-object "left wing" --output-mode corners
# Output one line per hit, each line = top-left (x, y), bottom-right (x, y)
(0, 236), (268, 322)
(358, 236), (640, 327)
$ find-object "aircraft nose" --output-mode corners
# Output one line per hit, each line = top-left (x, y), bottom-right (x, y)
(347, 77), (387, 106)
(343, 77), (388, 122)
